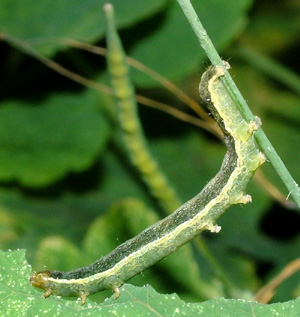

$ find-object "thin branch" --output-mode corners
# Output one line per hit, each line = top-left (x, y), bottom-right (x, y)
(254, 258), (300, 303)
(1, 33), (208, 131)
(61, 38), (221, 137)
(176, 0), (300, 208)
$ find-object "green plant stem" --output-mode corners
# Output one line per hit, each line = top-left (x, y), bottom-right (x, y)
(105, 3), (181, 214)
(176, 0), (300, 208)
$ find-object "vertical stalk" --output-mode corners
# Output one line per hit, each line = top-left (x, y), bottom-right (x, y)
(176, 0), (300, 207)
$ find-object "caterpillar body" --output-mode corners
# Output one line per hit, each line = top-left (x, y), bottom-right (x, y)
(30, 61), (265, 304)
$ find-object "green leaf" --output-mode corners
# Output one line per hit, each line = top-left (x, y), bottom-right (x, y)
(261, 107), (300, 194)
(0, 0), (168, 56)
(130, 0), (253, 87)
(0, 249), (99, 314)
(1, 0), (252, 87)
(242, 10), (300, 54)
(1, 250), (300, 316)
(148, 133), (225, 202)
(0, 91), (110, 187)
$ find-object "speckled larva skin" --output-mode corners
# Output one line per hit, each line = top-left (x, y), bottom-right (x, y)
(30, 62), (265, 304)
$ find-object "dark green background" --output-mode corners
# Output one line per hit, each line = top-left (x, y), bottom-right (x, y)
(0, 0), (300, 306)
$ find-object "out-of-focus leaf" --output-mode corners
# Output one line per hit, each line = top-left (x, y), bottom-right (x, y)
(261, 108), (300, 194)
(1, 0), (252, 88)
(34, 236), (84, 272)
(0, 207), (19, 248)
(0, 91), (110, 187)
(243, 11), (300, 54)
(232, 64), (300, 195)
(148, 133), (225, 202)
(0, 0), (168, 56)
(130, 0), (253, 87)
(0, 188), (101, 261)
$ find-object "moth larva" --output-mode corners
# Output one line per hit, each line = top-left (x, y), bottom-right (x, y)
(30, 61), (265, 304)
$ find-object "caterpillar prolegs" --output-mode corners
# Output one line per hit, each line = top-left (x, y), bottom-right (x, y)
(30, 61), (265, 304)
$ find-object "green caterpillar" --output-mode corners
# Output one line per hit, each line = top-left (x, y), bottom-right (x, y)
(30, 59), (265, 304)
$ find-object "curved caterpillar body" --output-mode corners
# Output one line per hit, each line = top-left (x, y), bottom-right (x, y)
(30, 62), (265, 304)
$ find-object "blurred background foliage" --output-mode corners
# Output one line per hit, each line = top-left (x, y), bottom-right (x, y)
(0, 0), (300, 304)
